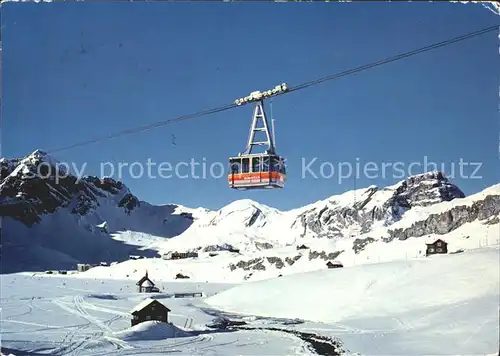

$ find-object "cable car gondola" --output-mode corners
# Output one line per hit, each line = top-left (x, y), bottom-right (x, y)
(228, 84), (288, 190)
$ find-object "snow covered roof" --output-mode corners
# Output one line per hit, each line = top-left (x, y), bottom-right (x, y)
(130, 298), (170, 314)
(327, 260), (343, 266)
(130, 298), (156, 313)
(136, 271), (155, 286)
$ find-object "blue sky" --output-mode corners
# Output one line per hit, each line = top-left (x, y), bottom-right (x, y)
(2, 2), (499, 210)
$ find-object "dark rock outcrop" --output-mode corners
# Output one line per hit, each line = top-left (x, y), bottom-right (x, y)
(353, 237), (376, 254)
(386, 195), (500, 241)
(227, 250), (344, 273)
(0, 150), (196, 273)
(285, 255), (302, 266)
(228, 255), (297, 272)
(483, 215), (499, 225)
(266, 257), (284, 269)
(229, 258), (266, 272)
(0, 151), (141, 226)
(291, 172), (465, 239)
(308, 250), (344, 261)
(255, 242), (273, 250)
(202, 244), (233, 252)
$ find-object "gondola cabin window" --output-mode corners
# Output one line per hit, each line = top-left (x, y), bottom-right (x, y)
(242, 158), (250, 173)
(252, 156), (261, 173)
(262, 156), (270, 172)
(231, 161), (240, 174)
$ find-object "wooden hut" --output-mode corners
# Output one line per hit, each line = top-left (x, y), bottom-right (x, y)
(425, 239), (448, 256)
(130, 298), (171, 327)
(326, 260), (343, 269)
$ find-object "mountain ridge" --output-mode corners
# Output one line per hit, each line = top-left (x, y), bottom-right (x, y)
(1, 150), (498, 279)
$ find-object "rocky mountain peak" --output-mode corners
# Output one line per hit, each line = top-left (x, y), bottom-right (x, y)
(392, 171), (464, 206)
(293, 171), (465, 239)
(0, 150), (140, 226)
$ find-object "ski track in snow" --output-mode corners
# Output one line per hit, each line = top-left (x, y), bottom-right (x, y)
(2, 247), (498, 355)
(1, 276), (311, 356)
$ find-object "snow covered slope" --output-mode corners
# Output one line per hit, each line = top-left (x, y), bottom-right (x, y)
(70, 213), (500, 284)
(153, 171), (472, 254)
(206, 246), (500, 355)
(145, 172), (498, 281)
(2, 249), (498, 355)
(0, 150), (206, 273)
(0, 275), (314, 356)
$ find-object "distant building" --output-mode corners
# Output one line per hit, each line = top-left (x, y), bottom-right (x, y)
(130, 298), (171, 327)
(162, 251), (198, 260)
(175, 273), (190, 279)
(77, 263), (91, 272)
(326, 261), (343, 269)
(426, 239), (448, 256)
(129, 255), (145, 260)
(136, 271), (160, 293)
(296, 244), (309, 250)
(174, 292), (203, 298)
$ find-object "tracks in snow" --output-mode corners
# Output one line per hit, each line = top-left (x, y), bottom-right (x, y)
(87, 335), (214, 356)
(49, 295), (208, 355)
(51, 295), (132, 355)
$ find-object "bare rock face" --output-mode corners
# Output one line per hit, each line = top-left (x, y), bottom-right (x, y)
(229, 258), (267, 272)
(352, 237), (376, 254)
(285, 255), (302, 266)
(308, 250), (344, 261)
(386, 195), (500, 241)
(291, 172), (465, 239)
(388, 171), (464, 208)
(201, 244), (234, 253)
(483, 215), (499, 225)
(255, 242), (273, 250)
(266, 257), (284, 269)
(226, 249), (345, 274)
(228, 255), (298, 272)
(0, 150), (140, 226)
(0, 150), (196, 273)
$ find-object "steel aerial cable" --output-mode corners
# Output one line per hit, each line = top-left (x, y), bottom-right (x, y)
(285, 24), (498, 93)
(46, 24), (498, 154)
(47, 103), (238, 153)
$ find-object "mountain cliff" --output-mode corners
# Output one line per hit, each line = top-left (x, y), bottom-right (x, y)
(0, 150), (203, 273)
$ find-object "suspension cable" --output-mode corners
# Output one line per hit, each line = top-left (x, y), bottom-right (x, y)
(46, 24), (498, 154)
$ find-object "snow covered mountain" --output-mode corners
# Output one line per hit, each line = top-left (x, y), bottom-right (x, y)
(142, 172), (498, 282)
(1, 150), (499, 280)
(152, 171), (467, 252)
(0, 150), (206, 273)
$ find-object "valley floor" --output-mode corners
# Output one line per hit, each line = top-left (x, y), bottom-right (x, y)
(1, 246), (499, 355)
(1, 275), (336, 356)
